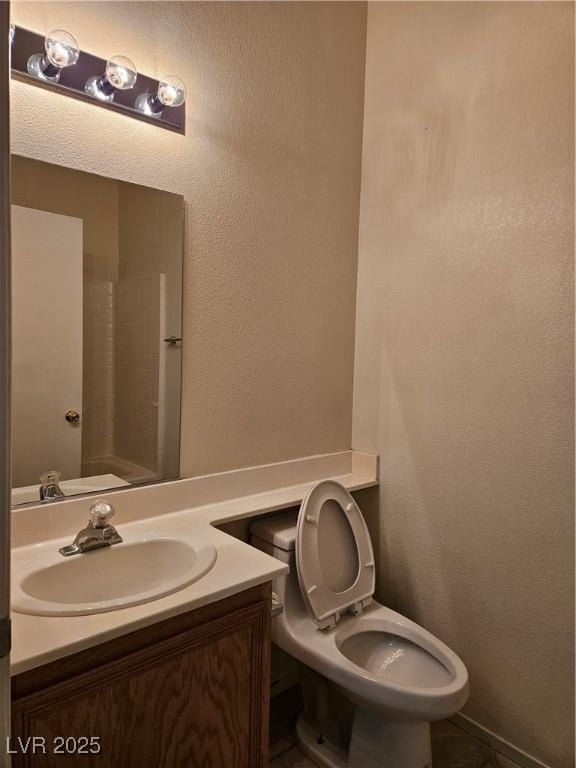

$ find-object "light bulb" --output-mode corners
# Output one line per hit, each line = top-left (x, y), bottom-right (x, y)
(135, 74), (186, 118)
(27, 28), (80, 83)
(157, 75), (186, 108)
(85, 54), (138, 103)
(45, 29), (80, 68)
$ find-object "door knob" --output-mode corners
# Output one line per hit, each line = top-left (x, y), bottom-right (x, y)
(65, 409), (80, 424)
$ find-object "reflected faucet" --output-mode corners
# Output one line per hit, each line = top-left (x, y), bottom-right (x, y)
(39, 470), (65, 501)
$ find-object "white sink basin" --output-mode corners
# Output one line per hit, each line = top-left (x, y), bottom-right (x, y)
(12, 534), (217, 616)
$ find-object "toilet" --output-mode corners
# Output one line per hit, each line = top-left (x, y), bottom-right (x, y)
(250, 480), (469, 768)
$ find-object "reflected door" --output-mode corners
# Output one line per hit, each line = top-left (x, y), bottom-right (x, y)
(11, 206), (83, 487)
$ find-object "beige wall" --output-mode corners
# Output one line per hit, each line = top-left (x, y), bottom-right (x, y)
(10, 1), (367, 477)
(11, 3), (573, 762)
(353, 3), (574, 767)
(11, 156), (120, 281)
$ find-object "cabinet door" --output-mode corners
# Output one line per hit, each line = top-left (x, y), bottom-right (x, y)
(12, 596), (270, 768)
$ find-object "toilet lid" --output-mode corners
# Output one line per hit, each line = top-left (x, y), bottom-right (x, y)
(296, 480), (375, 630)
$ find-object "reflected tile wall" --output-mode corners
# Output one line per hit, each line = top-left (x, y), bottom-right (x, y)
(82, 279), (115, 464)
(114, 273), (161, 476)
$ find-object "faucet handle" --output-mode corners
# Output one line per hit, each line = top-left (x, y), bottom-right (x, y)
(90, 500), (116, 528)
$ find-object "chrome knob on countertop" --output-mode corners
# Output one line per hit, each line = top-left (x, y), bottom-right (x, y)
(90, 499), (115, 529)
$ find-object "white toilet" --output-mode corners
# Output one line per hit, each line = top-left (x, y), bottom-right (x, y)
(250, 480), (469, 768)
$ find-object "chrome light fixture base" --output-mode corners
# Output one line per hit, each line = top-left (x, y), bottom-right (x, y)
(84, 75), (115, 102)
(26, 53), (61, 83)
(134, 92), (162, 118)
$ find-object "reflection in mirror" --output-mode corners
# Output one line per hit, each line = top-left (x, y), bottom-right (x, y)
(10, 156), (183, 506)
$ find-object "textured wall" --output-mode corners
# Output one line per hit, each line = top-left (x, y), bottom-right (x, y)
(10, 1), (367, 476)
(353, 3), (574, 766)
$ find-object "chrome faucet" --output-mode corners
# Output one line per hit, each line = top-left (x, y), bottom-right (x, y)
(39, 470), (65, 501)
(59, 500), (123, 557)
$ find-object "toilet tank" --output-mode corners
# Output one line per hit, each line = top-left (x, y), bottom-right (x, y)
(251, 510), (312, 652)
(250, 511), (299, 604)
(250, 511), (297, 558)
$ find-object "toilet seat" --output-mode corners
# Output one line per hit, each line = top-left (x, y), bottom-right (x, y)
(296, 481), (375, 629)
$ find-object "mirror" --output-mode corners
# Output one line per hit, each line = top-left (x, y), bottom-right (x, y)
(10, 155), (183, 506)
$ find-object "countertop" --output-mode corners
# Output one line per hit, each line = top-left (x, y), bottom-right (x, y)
(10, 450), (378, 675)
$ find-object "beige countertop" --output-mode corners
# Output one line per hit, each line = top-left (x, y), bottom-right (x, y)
(10, 450), (378, 675)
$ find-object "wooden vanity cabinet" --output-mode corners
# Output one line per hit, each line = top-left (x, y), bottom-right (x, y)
(11, 583), (271, 768)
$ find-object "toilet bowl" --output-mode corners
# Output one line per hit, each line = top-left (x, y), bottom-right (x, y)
(250, 480), (469, 768)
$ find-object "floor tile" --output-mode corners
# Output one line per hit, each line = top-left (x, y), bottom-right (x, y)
(432, 721), (493, 766)
(271, 746), (317, 768)
(431, 721), (522, 768)
(271, 725), (522, 768)
(493, 755), (522, 768)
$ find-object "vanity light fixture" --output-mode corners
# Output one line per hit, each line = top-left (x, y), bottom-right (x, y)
(27, 29), (80, 84)
(11, 26), (185, 133)
(85, 54), (137, 102)
(135, 74), (186, 117)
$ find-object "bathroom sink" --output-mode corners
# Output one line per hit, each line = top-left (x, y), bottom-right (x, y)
(12, 534), (217, 616)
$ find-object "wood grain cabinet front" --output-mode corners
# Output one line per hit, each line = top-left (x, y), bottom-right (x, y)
(11, 583), (271, 768)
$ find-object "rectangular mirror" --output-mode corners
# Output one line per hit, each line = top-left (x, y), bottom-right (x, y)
(10, 155), (183, 506)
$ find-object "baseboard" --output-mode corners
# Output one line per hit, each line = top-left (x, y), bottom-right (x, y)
(450, 714), (551, 768)
(296, 716), (348, 768)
